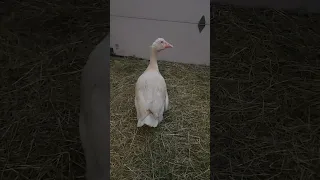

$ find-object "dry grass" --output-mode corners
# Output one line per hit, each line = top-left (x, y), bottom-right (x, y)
(0, 0), (108, 179)
(211, 4), (320, 180)
(110, 58), (210, 180)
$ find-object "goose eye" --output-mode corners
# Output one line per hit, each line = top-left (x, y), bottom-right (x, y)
(160, 41), (163, 43)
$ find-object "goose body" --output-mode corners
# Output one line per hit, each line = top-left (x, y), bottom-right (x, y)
(135, 38), (173, 127)
(135, 70), (169, 127)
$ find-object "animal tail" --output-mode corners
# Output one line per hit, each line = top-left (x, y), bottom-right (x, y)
(137, 112), (158, 127)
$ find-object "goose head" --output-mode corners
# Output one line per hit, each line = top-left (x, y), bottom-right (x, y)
(151, 38), (173, 52)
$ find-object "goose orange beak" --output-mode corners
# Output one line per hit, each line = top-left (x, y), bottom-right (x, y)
(164, 42), (173, 48)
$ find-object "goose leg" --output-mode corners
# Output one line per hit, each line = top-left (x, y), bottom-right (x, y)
(165, 91), (169, 111)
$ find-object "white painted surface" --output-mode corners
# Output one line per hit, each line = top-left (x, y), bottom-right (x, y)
(111, 0), (210, 23)
(110, 0), (210, 65)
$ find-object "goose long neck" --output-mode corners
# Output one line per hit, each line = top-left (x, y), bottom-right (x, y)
(147, 46), (159, 71)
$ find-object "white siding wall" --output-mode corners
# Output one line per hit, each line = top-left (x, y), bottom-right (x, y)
(110, 0), (210, 66)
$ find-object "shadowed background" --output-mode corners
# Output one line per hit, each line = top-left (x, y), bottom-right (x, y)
(0, 0), (108, 179)
(211, 3), (320, 180)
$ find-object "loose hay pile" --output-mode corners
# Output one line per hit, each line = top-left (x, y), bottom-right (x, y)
(110, 58), (210, 179)
(212, 4), (320, 180)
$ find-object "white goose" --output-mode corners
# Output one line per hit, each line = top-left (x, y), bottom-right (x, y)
(135, 38), (173, 127)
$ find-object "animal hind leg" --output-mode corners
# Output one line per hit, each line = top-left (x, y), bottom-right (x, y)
(134, 97), (141, 120)
(165, 92), (169, 111)
(159, 113), (164, 123)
